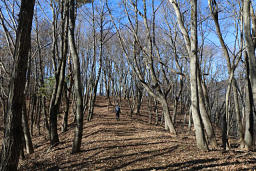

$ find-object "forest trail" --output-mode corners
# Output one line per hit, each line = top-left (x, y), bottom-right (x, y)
(18, 97), (256, 170)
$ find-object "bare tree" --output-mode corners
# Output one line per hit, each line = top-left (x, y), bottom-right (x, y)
(87, 1), (110, 121)
(48, 0), (69, 147)
(107, 0), (176, 134)
(169, 0), (208, 150)
(243, 0), (255, 150)
(68, 0), (84, 153)
(0, 0), (35, 170)
(208, 0), (244, 149)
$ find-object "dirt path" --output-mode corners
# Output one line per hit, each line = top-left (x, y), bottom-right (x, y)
(19, 97), (256, 170)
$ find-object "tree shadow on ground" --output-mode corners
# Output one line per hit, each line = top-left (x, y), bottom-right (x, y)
(83, 135), (172, 145)
(81, 140), (171, 154)
(83, 125), (164, 138)
(131, 157), (256, 171)
(61, 145), (179, 170)
(105, 145), (179, 170)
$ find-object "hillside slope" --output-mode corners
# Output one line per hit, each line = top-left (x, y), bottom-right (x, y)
(18, 97), (256, 170)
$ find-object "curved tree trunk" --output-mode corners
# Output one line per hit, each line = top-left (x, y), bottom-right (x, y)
(68, 0), (84, 153)
(170, 0), (208, 150)
(49, 0), (69, 146)
(161, 98), (176, 134)
(208, 0), (245, 148)
(197, 68), (217, 147)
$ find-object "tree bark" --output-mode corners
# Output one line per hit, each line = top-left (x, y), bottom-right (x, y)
(87, 1), (104, 121)
(243, 0), (255, 150)
(62, 81), (71, 132)
(161, 98), (176, 132)
(135, 83), (143, 115)
(170, 0), (208, 150)
(197, 67), (217, 147)
(68, 0), (84, 153)
(22, 99), (34, 154)
(172, 97), (178, 124)
(233, 85), (245, 148)
(208, 0), (244, 147)
(244, 0), (256, 103)
(190, 0), (208, 150)
(244, 52), (254, 150)
(0, 0), (35, 170)
(49, 0), (69, 146)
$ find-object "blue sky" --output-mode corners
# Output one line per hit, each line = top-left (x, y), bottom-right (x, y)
(0, 0), (240, 80)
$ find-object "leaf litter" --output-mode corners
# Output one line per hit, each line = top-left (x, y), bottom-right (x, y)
(11, 96), (256, 170)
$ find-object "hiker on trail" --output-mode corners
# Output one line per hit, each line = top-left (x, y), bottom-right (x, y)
(115, 104), (120, 121)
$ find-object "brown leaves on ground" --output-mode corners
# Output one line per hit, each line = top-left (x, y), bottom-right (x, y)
(17, 97), (256, 170)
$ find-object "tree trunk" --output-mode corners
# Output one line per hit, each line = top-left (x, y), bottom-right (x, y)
(190, 55), (208, 150)
(22, 99), (34, 154)
(148, 98), (152, 124)
(87, 1), (99, 121)
(244, 80), (254, 150)
(190, 0), (208, 150)
(197, 68), (217, 147)
(155, 100), (159, 125)
(160, 97), (176, 134)
(243, 0), (255, 150)
(42, 97), (49, 134)
(208, 0), (244, 148)
(170, 0), (208, 150)
(232, 84), (245, 148)
(188, 106), (192, 130)
(0, 0), (35, 170)
(22, 56), (34, 154)
(222, 111), (229, 150)
(244, 0), (256, 106)
(68, 0), (84, 153)
(38, 31), (49, 134)
(244, 52), (254, 150)
(30, 94), (36, 136)
(49, 50), (67, 146)
(136, 85), (143, 115)
(62, 81), (71, 132)
(49, 0), (69, 146)
(223, 76), (232, 150)
(172, 97), (178, 124)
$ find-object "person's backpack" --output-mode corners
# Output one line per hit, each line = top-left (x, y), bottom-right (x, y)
(115, 106), (120, 113)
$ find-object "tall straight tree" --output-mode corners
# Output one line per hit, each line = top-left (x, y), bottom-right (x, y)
(0, 0), (35, 170)
(169, 0), (208, 150)
(243, 0), (256, 103)
(243, 0), (255, 150)
(68, 0), (84, 153)
(208, 0), (244, 148)
(48, 0), (69, 146)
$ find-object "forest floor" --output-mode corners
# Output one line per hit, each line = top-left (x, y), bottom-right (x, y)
(12, 96), (256, 170)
